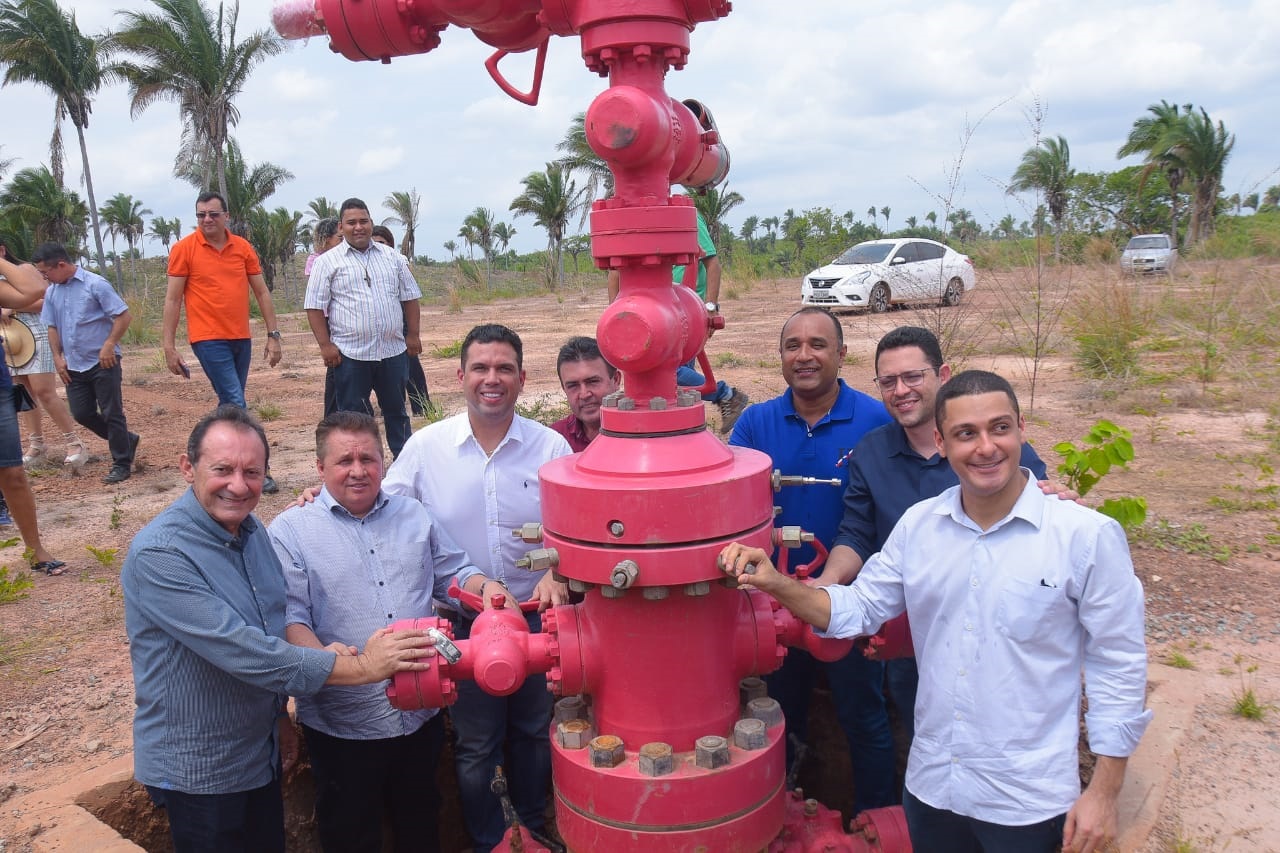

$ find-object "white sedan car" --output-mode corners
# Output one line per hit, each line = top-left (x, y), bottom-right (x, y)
(800, 238), (976, 312)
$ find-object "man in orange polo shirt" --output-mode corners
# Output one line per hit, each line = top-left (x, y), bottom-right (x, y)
(164, 192), (284, 492)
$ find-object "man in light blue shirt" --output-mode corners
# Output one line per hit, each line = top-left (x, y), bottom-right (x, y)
(720, 371), (1151, 853)
(123, 406), (433, 853)
(33, 242), (138, 484)
(270, 411), (510, 853)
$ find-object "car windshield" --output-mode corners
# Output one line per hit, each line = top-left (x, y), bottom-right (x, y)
(1126, 236), (1169, 250)
(832, 243), (895, 265)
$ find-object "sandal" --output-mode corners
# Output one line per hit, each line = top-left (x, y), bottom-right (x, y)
(32, 560), (67, 576)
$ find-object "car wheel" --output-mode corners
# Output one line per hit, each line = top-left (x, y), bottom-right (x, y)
(869, 283), (890, 313)
(943, 278), (963, 306)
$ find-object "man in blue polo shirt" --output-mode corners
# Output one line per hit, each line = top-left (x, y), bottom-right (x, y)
(728, 306), (896, 816)
(821, 326), (1050, 745)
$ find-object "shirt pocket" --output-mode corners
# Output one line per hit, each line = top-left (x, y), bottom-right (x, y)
(997, 576), (1069, 644)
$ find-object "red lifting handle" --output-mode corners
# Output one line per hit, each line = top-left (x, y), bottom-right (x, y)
(483, 36), (549, 106)
(448, 580), (540, 613)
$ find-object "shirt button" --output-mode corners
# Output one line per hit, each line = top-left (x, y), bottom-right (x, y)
(952, 757), (959, 764)
(958, 668), (967, 676)
(965, 623), (973, 632)
(378, 581), (384, 586)
(955, 712), (962, 720)
(970, 577), (978, 588)
(387, 613), (393, 619)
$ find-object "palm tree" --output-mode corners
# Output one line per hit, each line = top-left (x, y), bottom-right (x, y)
(760, 216), (779, 250)
(461, 207), (496, 288)
(555, 112), (612, 220)
(925, 211), (937, 228)
(184, 138), (291, 236)
(0, 145), (14, 181)
(692, 185), (744, 249)
(0, 165), (87, 247)
(1008, 134), (1074, 259)
(382, 189), (420, 261)
(1243, 193), (1259, 213)
(867, 205), (877, 225)
(510, 162), (584, 289)
(442, 239), (457, 261)
(148, 215), (180, 253)
(879, 206), (891, 229)
(996, 213), (1018, 240)
(245, 205), (300, 293)
(1116, 100), (1194, 246)
(111, 0), (284, 202)
(1173, 108), (1234, 245)
(307, 195), (338, 224)
(98, 192), (150, 288)
(739, 215), (759, 253)
(904, 215), (918, 230)
(492, 221), (515, 267)
(0, 0), (110, 271)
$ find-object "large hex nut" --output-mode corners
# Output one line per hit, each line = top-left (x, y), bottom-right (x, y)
(610, 560), (640, 589)
(747, 696), (784, 727)
(733, 718), (767, 750)
(515, 548), (559, 572)
(637, 742), (675, 777)
(739, 676), (768, 706)
(589, 735), (626, 768)
(694, 735), (731, 769)
(554, 696), (587, 724)
(510, 522), (544, 543)
(556, 719), (594, 750)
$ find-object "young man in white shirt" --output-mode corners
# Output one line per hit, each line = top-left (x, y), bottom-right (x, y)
(720, 369), (1151, 853)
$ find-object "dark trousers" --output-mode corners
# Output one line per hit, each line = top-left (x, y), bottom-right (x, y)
(146, 779), (285, 853)
(887, 657), (920, 743)
(331, 352), (411, 457)
(451, 610), (552, 853)
(302, 716), (445, 853)
(903, 788), (1066, 852)
(407, 354), (430, 414)
(66, 362), (132, 466)
(767, 646), (896, 814)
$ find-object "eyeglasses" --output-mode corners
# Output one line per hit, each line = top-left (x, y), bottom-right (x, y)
(872, 367), (938, 392)
(194, 211), (224, 220)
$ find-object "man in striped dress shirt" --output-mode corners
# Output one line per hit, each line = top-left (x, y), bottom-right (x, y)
(305, 198), (422, 457)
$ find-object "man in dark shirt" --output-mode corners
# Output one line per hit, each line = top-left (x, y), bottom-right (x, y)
(821, 326), (1049, 743)
(550, 336), (618, 452)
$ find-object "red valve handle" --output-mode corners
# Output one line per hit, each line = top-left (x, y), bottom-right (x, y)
(792, 537), (829, 580)
(448, 580), (540, 613)
(483, 36), (549, 106)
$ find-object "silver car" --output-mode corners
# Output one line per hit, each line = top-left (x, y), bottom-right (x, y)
(1120, 234), (1177, 275)
(801, 238), (975, 313)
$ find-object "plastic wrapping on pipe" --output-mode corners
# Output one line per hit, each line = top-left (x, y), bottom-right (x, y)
(272, 0), (325, 40)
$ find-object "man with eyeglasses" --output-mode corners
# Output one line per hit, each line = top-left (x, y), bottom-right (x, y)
(164, 191), (285, 493)
(727, 307), (897, 817)
(305, 198), (421, 458)
(820, 326), (1050, 749)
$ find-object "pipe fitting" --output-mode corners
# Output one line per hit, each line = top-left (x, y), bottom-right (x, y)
(510, 522), (544, 543)
(514, 548), (559, 571)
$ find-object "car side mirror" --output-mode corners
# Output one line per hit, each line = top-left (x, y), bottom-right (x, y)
(890, 256), (906, 265)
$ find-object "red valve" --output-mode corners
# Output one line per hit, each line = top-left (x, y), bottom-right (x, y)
(448, 579), (541, 613)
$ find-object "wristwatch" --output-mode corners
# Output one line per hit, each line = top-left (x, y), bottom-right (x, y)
(704, 301), (719, 313)
(267, 330), (282, 340)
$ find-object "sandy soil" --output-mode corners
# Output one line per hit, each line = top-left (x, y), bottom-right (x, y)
(2, 264), (1279, 852)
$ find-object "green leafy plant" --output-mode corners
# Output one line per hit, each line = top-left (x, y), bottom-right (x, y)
(255, 401), (283, 422)
(0, 536), (21, 550)
(0, 566), (34, 604)
(85, 545), (120, 569)
(110, 494), (125, 530)
(1164, 651), (1194, 669)
(1134, 520), (1231, 563)
(431, 340), (464, 359)
(1055, 420), (1148, 529)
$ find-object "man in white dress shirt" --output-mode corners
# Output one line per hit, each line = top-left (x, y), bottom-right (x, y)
(719, 370), (1151, 853)
(382, 323), (571, 852)
(305, 198), (421, 457)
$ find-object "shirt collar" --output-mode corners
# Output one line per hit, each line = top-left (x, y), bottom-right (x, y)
(935, 467), (1044, 533)
(175, 486), (260, 544)
(316, 484), (390, 519)
(783, 379), (855, 427)
(452, 412), (522, 453)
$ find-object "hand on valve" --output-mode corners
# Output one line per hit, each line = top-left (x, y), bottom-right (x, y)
(718, 543), (835, 632)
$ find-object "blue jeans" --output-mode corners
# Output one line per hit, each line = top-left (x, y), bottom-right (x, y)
(191, 339), (252, 408)
(146, 779), (285, 853)
(767, 646), (896, 814)
(903, 788), (1066, 852)
(450, 611), (552, 852)
(676, 360), (730, 402)
(331, 352), (411, 457)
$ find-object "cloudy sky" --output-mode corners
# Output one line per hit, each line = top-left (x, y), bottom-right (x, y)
(3, 0), (1278, 258)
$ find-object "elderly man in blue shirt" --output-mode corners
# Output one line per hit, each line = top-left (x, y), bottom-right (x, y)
(270, 411), (511, 853)
(727, 306), (897, 815)
(721, 370), (1151, 853)
(122, 406), (434, 853)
